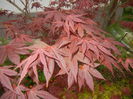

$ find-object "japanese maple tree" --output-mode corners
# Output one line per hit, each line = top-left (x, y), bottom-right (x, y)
(0, 0), (133, 99)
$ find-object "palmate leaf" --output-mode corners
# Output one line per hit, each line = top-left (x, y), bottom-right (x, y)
(60, 58), (104, 91)
(55, 35), (124, 91)
(118, 58), (132, 72)
(64, 14), (85, 36)
(123, 58), (133, 71)
(1, 84), (57, 99)
(17, 40), (67, 87)
(27, 85), (58, 99)
(64, 56), (78, 88)
(4, 23), (20, 38)
(101, 54), (123, 74)
(28, 18), (46, 33)
(0, 41), (29, 65)
(28, 59), (40, 84)
(56, 48), (104, 91)
(78, 64), (105, 91)
(0, 66), (17, 91)
(38, 9), (65, 22)
(39, 9), (101, 38)
(68, 35), (124, 73)
(31, 2), (41, 9)
(13, 34), (32, 43)
(0, 85), (27, 99)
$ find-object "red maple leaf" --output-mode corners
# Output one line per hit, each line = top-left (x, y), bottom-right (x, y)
(0, 41), (29, 65)
(78, 64), (104, 91)
(1, 85), (28, 99)
(31, 2), (41, 9)
(27, 85), (58, 99)
(17, 40), (67, 87)
(28, 18), (46, 33)
(0, 66), (17, 91)
(124, 58), (133, 71)
(13, 34), (32, 43)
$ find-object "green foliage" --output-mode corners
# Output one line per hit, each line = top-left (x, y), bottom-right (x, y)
(76, 79), (133, 99)
(24, 76), (36, 87)
(123, 7), (133, 16)
(60, 78), (133, 99)
(23, 70), (46, 87)
(38, 70), (46, 83)
(107, 23), (133, 55)
(0, 37), (10, 45)
(2, 59), (14, 66)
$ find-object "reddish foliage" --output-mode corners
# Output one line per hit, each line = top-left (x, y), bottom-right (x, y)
(121, 21), (133, 31)
(121, 87), (132, 96)
(0, 0), (132, 99)
(99, 85), (104, 92)
(32, 2), (41, 9)
(0, 41), (29, 65)
(1, 84), (57, 99)
(119, 58), (133, 71)
(0, 10), (8, 16)
(0, 10), (13, 16)
(1, 85), (27, 99)
(0, 66), (17, 91)
(121, 0), (133, 7)
(26, 85), (57, 99)
(110, 95), (121, 99)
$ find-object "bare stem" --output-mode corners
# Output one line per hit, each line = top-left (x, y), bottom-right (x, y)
(120, 32), (128, 41)
(6, 0), (32, 18)
(6, 0), (26, 14)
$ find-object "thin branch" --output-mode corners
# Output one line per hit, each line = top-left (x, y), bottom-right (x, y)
(24, 0), (30, 14)
(121, 41), (133, 54)
(120, 32), (128, 41)
(6, 0), (26, 14)
(20, 0), (25, 6)
(122, 15), (133, 19)
(6, 0), (32, 18)
(107, 0), (119, 25)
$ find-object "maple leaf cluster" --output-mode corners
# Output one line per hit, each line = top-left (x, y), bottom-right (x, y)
(49, 0), (108, 11)
(121, 0), (133, 7)
(120, 21), (133, 31)
(0, 0), (133, 99)
(31, 2), (42, 9)
(0, 9), (13, 16)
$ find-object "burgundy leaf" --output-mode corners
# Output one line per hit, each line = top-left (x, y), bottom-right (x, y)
(0, 66), (17, 91)
(88, 67), (105, 80)
(27, 85), (58, 99)
(0, 85), (28, 99)
(124, 58), (133, 71)
(0, 41), (29, 65)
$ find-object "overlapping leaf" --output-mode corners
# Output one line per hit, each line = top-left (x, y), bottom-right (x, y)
(1, 85), (28, 99)
(0, 41), (29, 65)
(78, 64), (104, 91)
(28, 18), (46, 33)
(13, 34), (32, 43)
(124, 58), (133, 71)
(17, 40), (67, 87)
(0, 66), (17, 91)
(27, 85), (58, 99)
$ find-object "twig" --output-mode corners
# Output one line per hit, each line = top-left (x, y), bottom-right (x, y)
(24, 0), (30, 14)
(106, 0), (120, 25)
(121, 41), (133, 54)
(6, 0), (31, 18)
(119, 32), (128, 41)
(20, 0), (25, 6)
(6, 0), (26, 14)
